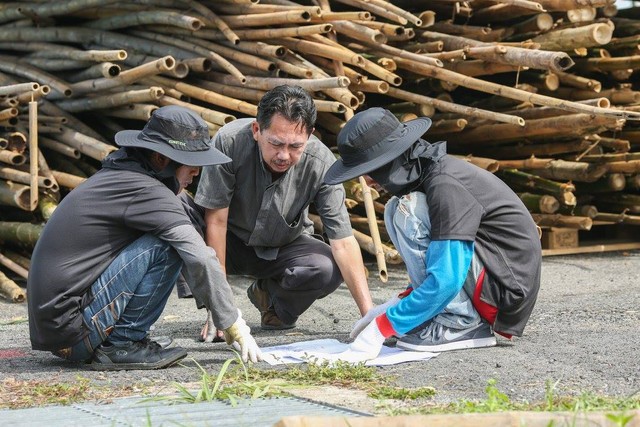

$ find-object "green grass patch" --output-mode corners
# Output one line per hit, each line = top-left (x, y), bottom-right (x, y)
(378, 378), (640, 419)
(369, 385), (436, 401)
(0, 376), (145, 409)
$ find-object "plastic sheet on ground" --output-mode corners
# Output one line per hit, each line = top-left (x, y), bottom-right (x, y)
(261, 338), (437, 366)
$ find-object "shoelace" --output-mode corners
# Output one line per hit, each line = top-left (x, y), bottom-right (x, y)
(418, 322), (444, 340)
(138, 337), (162, 350)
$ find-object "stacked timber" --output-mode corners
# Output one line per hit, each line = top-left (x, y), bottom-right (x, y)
(1, 0), (640, 292)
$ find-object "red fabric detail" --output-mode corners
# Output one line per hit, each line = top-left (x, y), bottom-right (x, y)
(397, 287), (413, 298)
(375, 314), (397, 338)
(472, 268), (512, 340)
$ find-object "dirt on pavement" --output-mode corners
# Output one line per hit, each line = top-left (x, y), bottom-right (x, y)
(0, 251), (638, 412)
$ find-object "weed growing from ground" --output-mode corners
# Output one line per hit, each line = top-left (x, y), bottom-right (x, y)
(0, 375), (143, 409)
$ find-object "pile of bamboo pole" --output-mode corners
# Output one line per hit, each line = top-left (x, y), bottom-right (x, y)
(1, 0), (640, 293)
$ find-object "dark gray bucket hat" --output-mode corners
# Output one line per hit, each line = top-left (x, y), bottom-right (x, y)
(324, 107), (431, 184)
(115, 105), (230, 166)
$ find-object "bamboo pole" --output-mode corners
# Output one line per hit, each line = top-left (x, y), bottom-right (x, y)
(38, 192), (58, 221)
(86, 11), (204, 31)
(0, 0), (125, 22)
(387, 86), (525, 126)
(330, 20), (387, 45)
(604, 161), (640, 174)
(500, 169), (577, 205)
(274, 37), (365, 67)
(0, 167), (54, 189)
(148, 32), (263, 79)
(389, 51), (640, 121)
(0, 180), (31, 210)
(65, 62), (121, 83)
(519, 193), (560, 213)
(0, 252), (28, 279)
(27, 47), (127, 62)
(51, 170), (86, 189)
(452, 114), (623, 146)
(498, 158), (608, 182)
(51, 128), (117, 161)
(575, 173), (626, 193)
(531, 214), (593, 230)
(2, 250), (31, 270)
(333, 0), (408, 25)
(149, 76), (258, 116)
(191, 78), (265, 102)
(0, 149), (26, 166)
(104, 104), (157, 121)
(0, 82), (39, 96)
(0, 270), (25, 303)
(208, 72), (350, 91)
(66, 56), (175, 97)
(0, 55), (72, 97)
(157, 96), (236, 126)
(359, 176), (387, 282)
(36, 149), (59, 194)
(532, 22), (613, 50)
(223, 10), (312, 27)
(0, 222), (43, 247)
(56, 87), (164, 113)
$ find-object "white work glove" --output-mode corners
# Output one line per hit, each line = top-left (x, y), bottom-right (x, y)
(199, 310), (224, 343)
(223, 309), (263, 363)
(312, 320), (386, 365)
(350, 292), (405, 339)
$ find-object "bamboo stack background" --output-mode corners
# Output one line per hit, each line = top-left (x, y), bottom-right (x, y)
(1, 0), (640, 299)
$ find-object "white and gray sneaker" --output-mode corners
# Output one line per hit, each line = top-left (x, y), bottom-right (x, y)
(396, 321), (497, 352)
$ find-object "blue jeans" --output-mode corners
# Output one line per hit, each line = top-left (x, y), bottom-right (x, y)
(385, 192), (481, 330)
(63, 234), (182, 362)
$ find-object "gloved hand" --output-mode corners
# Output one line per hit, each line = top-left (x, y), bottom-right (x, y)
(223, 309), (263, 363)
(199, 310), (224, 343)
(350, 290), (408, 339)
(313, 320), (385, 365)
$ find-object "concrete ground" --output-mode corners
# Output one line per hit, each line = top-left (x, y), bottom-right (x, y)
(0, 250), (639, 412)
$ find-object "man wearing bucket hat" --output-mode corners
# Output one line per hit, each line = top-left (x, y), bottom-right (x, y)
(28, 105), (262, 370)
(193, 85), (372, 338)
(322, 107), (541, 362)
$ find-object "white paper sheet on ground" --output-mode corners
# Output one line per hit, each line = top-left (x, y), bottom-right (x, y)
(261, 338), (437, 366)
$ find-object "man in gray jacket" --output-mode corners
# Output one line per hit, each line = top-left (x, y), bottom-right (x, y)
(28, 106), (261, 370)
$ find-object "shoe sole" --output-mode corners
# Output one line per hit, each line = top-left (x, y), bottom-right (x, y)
(396, 336), (497, 353)
(89, 350), (188, 371)
(260, 323), (296, 331)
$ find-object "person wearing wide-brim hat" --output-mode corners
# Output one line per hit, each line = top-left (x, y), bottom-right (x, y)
(320, 107), (541, 364)
(28, 106), (262, 371)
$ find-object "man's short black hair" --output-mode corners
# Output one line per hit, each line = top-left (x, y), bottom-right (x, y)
(256, 85), (317, 135)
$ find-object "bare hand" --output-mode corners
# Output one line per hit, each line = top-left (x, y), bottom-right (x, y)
(199, 310), (224, 343)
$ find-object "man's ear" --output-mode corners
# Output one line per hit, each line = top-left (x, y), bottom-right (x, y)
(150, 152), (171, 170)
(251, 120), (260, 140)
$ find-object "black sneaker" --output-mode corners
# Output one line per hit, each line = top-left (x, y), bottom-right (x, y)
(90, 338), (187, 371)
(396, 322), (496, 352)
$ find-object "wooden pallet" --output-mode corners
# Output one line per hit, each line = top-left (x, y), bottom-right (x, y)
(541, 223), (640, 256)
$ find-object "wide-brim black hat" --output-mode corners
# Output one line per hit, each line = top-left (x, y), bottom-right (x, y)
(115, 105), (230, 167)
(324, 107), (431, 185)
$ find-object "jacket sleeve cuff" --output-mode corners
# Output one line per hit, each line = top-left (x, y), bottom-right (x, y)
(398, 287), (414, 298)
(375, 313), (398, 338)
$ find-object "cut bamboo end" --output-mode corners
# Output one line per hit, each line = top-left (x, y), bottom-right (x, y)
(417, 11), (435, 28)
(0, 180), (31, 211)
(0, 270), (25, 303)
(0, 150), (26, 165)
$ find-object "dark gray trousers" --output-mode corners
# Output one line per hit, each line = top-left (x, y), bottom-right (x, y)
(177, 192), (343, 324)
